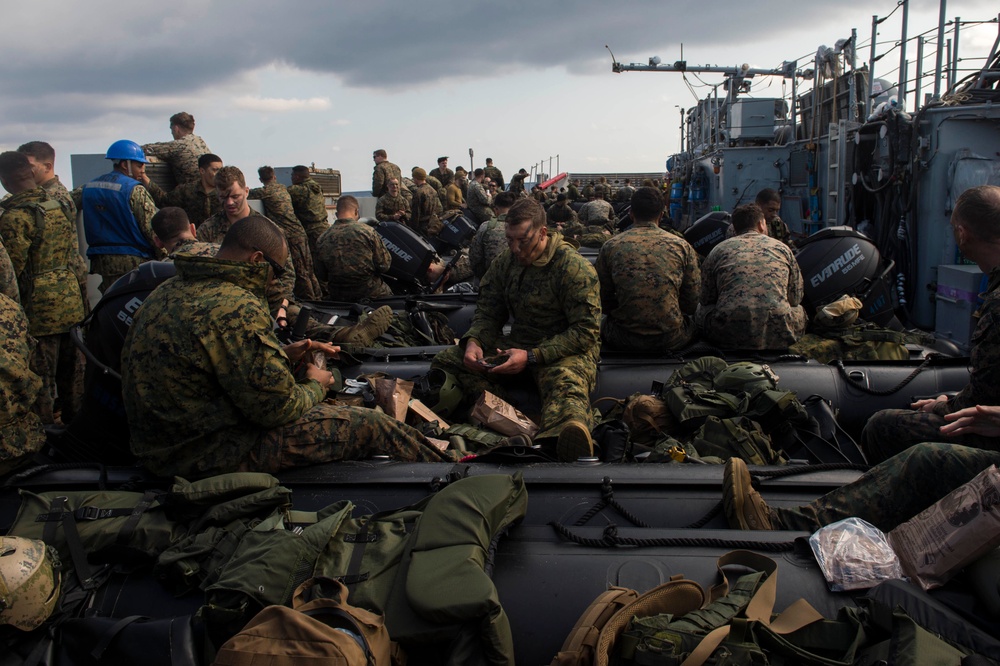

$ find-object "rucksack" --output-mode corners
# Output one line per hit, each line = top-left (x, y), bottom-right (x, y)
(213, 577), (400, 666)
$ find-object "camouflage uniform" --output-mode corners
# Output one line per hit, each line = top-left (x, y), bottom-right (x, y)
(144, 178), (220, 228)
(772, 443), (1000, 533)
(197, 210), (298, 312)
(170, 238), (219, 258)
(372, 161), (402, 198)
(697, 232), (806, 349)
(375, 192), (410, 222)
(466, 180), (493, 223)
(41, 176), (89, 316)
(141, 133), (210, 186)
(0, 188), (86, 423)
(509, 173), (528, 197)
(286, 178), (330, 259)
(567, 183), (581, 201)
(0, 293), (46, 476)
(546, 202), (578, 228)
(582, 183), (595, 200)
(767, 215), (793, 247)
(860, 266), (1000, 463)
(483, 165), (504, 190)
(578, 199), (615, 224)
(469, 214), (508, 280)
(77, 179), (162, 293)
(429, 166), (454, 188)
(596, 222), (700, 351)
(249, 182), (320, 301)
(121, 253), (452, 479)
(0, 239), (19, 304)
(411, 182), (443, 238)
(431, 233), (601, 440)
(314, 217), (393, 302)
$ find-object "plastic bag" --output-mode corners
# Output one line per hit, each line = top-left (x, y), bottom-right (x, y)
(809, 517), (904, 591)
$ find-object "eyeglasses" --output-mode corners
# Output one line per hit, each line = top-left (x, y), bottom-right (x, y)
(252, 246), (286, 278)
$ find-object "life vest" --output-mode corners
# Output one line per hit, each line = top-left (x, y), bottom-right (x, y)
(82, 171), (155, 258)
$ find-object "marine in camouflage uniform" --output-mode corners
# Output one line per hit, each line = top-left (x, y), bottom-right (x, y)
(0, 293), (46, 476)
(546, 197), (578, 228)
(509, 170), (528, 197)
(249, 181), (320, 301)
(144, 178), (220, 228)
(469, 214), (508, 280)
(429, 162), (454, 188)
(372, 156), (402, 198)
(466, 175), (493, 223)
(141, 132), (210, 186)
(314, 215), (392, 303)
(697, 217), (806, 349)
(411, 180), (443, 238)
(596, 218), (700, 351)
(432, 222), (601, 444)
(767, 443), (1000, 533)
(40, 175), (90, 316)
(578, 197), (615, 224)
(767, 216), (793, 246)
(0, 184), (86, 424)
(483, 163), (504, 190)
(376, 189), (411, 223)
(860, 186), (1000, 463)
(121, 250), (453, 480)
(287, 176), (329, 258)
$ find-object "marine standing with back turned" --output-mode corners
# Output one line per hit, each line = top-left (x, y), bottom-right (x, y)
(286, 165), (330, 262)
(141, 112), (211, 186)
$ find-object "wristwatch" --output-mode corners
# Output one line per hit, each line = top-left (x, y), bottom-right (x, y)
(526, 350), (538, 367)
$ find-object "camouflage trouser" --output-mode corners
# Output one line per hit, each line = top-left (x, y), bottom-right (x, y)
(90, 254), (147, 294)
(860, 408), (998, 464)
(241, 403), (457, 473)
(601, 316), (693, 353)
(30, 332), (84, 424)
(288, 234), (322, 301)
(773, 442), (1000, 533)
(431, 343), (598, 441)
(0, 413), (46, 477)
(71, 253), (91, 317)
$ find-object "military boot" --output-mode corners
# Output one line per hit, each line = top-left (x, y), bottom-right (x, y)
(331, 305), (393, 347)
(723, 458), (774, 530)
(556, 421), (594, 462)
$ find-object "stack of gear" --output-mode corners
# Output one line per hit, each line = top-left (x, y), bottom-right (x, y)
(614, 357), (865, 465)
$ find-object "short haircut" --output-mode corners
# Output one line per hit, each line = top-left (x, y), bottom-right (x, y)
(215, 165), (246, 190)
(731, 203), (765, 234)
(486, 158), (493, 163)
(0, 151), (33, 182)
(755, 188), (781, 206)
(494, 191), (517, 209)
(17, 141), (55, 162)
(953, 185), (1000, 242)
(292, 165), (310, 175)
(337, 195), (359, 214)
(258, 165), (275, 180)
(506, 198), (545, 230)
(198, 153), (222, 168)
(219, 216), (286, 258)
(474, 168), (484, 177)
(437, 156), (447, 164)
(169, 112), (195, 131)
(151, 207), (191, 241)
(373, 149), (387, 159)
(630, 187), (665, 222)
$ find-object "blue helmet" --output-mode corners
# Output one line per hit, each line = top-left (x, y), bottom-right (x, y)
(105, 140), (148, 163)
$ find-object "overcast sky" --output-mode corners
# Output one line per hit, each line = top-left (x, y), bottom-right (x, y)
(1, 0), (996, 192)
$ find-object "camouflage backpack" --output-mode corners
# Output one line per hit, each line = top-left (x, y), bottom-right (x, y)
(789, 323), (926, 363)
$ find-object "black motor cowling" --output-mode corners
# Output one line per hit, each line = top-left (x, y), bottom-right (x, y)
(684, 211), (732, 257)
(376, 221), (436, 286)
(795, 226), (897, 327)
(433, 213), (478, 251)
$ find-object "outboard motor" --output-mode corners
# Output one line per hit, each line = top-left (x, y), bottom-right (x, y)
(684, 211), (731, 257)
(431, 213), (478, 253)
(795, 226), (899, 328)
(375, 221), (436, 288)
(63, 261), (177, 463)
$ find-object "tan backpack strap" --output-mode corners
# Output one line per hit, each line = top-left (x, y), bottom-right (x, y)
(550, 586), (638, 666)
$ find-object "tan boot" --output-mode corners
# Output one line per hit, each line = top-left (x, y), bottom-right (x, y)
(723, 458), (774, 530)
(331, 305), (393, 347)
(556, 421), (593, 462)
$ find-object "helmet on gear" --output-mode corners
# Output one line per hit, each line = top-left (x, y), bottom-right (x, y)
(105, 140), (149, 164)
(0, 536), (61, 632)
(713, 362), (779, 395)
